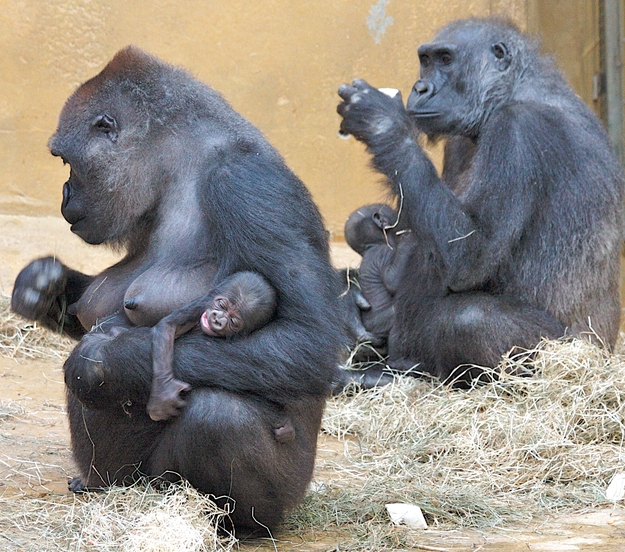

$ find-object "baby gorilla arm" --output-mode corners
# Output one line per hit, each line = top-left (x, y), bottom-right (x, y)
(148, 272), (277, 421)
(148, 297), (205, 421)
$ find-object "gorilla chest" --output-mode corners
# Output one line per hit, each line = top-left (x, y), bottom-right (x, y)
(74, 258), (218, 330)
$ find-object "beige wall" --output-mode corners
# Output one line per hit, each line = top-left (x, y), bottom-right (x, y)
(528, 0), (601, 117)
(2, 1), (526, 239)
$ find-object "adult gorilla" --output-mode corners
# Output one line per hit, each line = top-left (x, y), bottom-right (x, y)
(337, 18), (623, 384)
(11, 46), (344, 533)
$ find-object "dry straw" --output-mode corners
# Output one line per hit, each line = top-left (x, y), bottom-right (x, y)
(2, 295), (625, 549)
(292, 338), (625, 534)
(0, 295), (73, 359)
(0, 481), (238, 551)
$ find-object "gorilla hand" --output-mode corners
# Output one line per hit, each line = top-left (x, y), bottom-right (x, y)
(11, 257), (68, 321)
(337, 79), (409, 144)
(147, 376), (192, 422)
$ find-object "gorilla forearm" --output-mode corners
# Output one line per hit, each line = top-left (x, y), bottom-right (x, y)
(65, 321), (334, 410)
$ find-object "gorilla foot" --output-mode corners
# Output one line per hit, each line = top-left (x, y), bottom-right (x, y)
(332, 365), (396, 394)
(68, 477), (103, 493)
(147, 378), (192, 421)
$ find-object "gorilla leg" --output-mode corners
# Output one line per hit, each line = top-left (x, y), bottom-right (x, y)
(148, 389), (324, 534)
(67, 393), (164, 489)
(388, 291), (565, 386)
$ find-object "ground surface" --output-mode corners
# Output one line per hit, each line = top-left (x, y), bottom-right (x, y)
(1, 214), (625, 551)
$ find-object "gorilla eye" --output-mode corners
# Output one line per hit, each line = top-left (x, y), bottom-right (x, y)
(216, 298), (228, 310)
(492, 42), (508, 60)
(230, 317), (241, 330)
(420, 54), (431, 68)
(439, 52), (453, 65)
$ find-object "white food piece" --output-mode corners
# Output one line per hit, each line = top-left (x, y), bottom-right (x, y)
(378, 87), (399, 98)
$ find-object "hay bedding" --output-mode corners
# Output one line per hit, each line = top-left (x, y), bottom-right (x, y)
(301, 340), (625, 530)
(1, 293), (625, 550)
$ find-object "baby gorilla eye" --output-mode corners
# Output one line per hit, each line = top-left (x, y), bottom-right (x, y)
(215, 298), (228, 310)
(230, 317), (242, 330)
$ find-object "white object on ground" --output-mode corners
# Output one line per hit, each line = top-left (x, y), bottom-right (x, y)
(385, 503), (428, 529)
(606, 473), (625, 501)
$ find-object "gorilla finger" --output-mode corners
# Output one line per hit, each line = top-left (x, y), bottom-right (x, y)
(391, 90), (404, 106)
(338, 84), (357, 100)
(352, 78), (372, 91)
(339, 119), (354, 137)
(352, 290), (371, 310)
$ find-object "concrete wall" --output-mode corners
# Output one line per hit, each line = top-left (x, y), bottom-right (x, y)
(0, 0), (525, 238)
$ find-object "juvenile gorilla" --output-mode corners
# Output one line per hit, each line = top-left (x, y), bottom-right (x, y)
(337, 17), (623, 384)
(11, 46), (343, 533)
(344, 204), (408, 346)
(148, 271), (277, 422)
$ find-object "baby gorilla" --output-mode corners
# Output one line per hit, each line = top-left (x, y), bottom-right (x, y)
(345, 204), (411, 348)
(148, 272), (287, 432)
(199, 272), (276, 338)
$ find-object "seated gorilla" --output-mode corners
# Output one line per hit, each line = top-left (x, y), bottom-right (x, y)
(148, 271), (277, 421)
(11, 46), (344, 534)
(337, 17), (623, 385)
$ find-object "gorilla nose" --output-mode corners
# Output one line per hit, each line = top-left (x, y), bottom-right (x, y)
(210, 312), (226, 329)
(414, 80), (435, 98)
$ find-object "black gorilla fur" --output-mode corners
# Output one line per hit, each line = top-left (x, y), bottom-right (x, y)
(337, 18), (623, 385)
(11, 46), (344, 534)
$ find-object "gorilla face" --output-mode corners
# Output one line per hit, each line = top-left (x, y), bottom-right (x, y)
(406, 23), (513, 138)
(49, 87), (160, 246)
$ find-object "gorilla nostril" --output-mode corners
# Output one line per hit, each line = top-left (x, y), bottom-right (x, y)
(415, 80), (434, 96)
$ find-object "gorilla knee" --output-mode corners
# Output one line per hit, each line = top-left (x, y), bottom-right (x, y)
(453, 304), (487, 331)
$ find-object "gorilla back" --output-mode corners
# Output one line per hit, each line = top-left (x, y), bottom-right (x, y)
(12, 46), (343, 534)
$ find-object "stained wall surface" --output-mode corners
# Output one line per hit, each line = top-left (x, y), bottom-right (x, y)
(0, 0), (525, 238)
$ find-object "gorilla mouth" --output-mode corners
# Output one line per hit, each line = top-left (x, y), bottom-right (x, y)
(409, 110), (440, 118)
(200, 311), (215, 335)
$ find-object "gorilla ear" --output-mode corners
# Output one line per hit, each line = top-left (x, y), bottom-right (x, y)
(372, 211), (389, 229)
(92, 113), (119, 142)
(491, 42), (511, 71)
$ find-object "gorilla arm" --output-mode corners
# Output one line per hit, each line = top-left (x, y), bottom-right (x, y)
(11, 256), (94, 339)
(338, 81), (541, 292)
(65, 307), (333, 412)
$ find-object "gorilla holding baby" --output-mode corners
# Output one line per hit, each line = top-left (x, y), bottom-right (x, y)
(338, 18), (623, 385)
(11, 46), (344, 533)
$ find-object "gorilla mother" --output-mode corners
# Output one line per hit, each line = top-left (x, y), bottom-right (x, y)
(11, 47), (343, 533)
(338, 18), (623, 384)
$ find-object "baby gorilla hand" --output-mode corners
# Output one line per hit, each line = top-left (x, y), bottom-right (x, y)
(147, 377), (192, 421)
(337, 79), (408, 144)
(11, 256), (67, 321)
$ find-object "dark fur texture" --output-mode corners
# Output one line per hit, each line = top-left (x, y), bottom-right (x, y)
(147, 271), (277, 422)
(337, 18), (623, 384)
(344, 204), (409, 346)
(11, 46), (344, 534)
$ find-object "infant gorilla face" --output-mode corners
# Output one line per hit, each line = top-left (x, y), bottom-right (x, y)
(200, 295), (243, 337)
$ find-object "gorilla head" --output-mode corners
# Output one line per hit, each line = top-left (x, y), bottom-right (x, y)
(48, 47), (219, 246)
(407, 18), (539, 138)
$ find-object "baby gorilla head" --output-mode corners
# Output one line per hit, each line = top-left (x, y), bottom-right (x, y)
(200, 272), (277, 338)
(344, 203), (400, 255)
